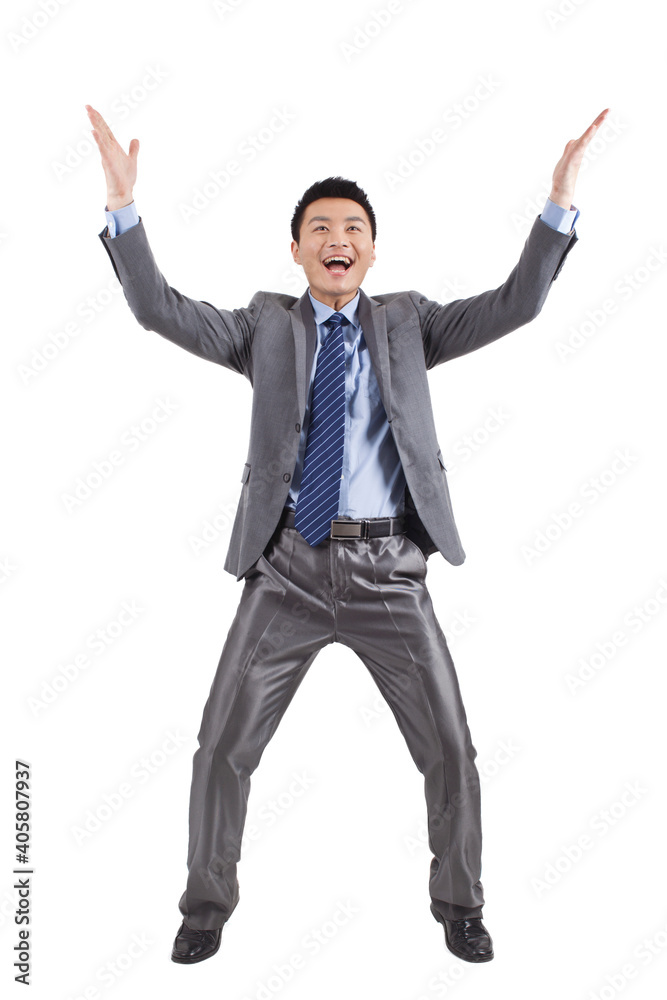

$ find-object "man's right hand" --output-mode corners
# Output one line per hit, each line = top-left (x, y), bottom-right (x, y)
(85, 104), (139, 211)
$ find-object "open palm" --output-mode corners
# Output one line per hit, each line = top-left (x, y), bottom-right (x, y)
(550, 108), (610, 209)
(85, 104), (139, 210)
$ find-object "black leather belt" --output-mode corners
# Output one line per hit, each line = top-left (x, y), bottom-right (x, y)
(279, 507), (405, 539)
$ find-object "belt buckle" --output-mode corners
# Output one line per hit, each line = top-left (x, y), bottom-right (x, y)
(330, 519), (368, 539)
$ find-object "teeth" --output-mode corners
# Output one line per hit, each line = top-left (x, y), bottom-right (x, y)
(324, 256), (352, 265)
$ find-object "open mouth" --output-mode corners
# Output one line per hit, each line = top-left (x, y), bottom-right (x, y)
(322, 255), (353, 275)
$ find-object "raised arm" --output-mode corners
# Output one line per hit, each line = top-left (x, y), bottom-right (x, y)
(419, 108), (610, 368)
(86, 105), (259, 375)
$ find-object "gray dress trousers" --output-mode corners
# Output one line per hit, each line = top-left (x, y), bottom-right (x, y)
(178, 519), (485, 929)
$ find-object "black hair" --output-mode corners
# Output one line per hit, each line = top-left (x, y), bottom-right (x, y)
(291, 176), (376, 244)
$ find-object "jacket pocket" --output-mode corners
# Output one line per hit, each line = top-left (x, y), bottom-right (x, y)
(241, 462), (251, 483)
(436, 449), (447, 471)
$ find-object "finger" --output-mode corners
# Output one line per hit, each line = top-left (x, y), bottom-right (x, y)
(86, 105), (105, 142)
(88, 122), (107, 155)
(86, 105), (118, 149)
(86, 105), (107, 131)
(576, 107), (611, 144)
(88, 124), (117, 169)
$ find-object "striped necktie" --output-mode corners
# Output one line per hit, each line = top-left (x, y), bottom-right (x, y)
(294, 311), (349, 546)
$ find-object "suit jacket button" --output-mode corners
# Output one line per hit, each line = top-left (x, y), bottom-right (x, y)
(283, 473), (291, 482)
(295, 423), (301, 433)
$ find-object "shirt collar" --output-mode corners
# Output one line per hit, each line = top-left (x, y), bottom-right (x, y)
(308, 289), (360, 331)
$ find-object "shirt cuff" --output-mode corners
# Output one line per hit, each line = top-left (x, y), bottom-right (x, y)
(104, 200), (140, 238)
(540, 197), (579, 235)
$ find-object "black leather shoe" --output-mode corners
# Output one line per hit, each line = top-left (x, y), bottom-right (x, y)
(430, 904), (494, 962)
(171, 921), (222, 964)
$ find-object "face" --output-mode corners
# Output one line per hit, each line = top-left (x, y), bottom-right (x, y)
(291, 197), (376, 310)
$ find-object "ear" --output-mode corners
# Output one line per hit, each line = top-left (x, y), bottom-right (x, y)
(291, 240), (301, 265)
(369, 244), (376, 267)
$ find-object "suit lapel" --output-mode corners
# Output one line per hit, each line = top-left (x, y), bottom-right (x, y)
(288, 291), (315, 420)
(358, 288), (392, 421)
(289, 286), (392, 422)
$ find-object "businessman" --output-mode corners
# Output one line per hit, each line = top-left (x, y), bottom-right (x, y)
(87, 104), (609, 965)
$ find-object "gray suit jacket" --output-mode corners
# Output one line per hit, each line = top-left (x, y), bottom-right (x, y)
(98, 215), (577, 580)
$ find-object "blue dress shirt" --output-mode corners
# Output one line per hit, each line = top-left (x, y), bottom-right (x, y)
(104, 198), (578, 517)
(286, 290), (407, 517)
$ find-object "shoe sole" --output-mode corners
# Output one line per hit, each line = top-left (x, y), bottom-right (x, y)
(430, 904), (494, 963)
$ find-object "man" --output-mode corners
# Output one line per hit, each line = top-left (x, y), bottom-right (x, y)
(87, 104), (609, 966)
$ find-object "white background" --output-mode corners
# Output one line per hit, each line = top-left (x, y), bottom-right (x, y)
(2, 0), (666, 997)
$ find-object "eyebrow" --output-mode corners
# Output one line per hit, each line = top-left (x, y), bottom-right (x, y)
(306, 215), (367, 226)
